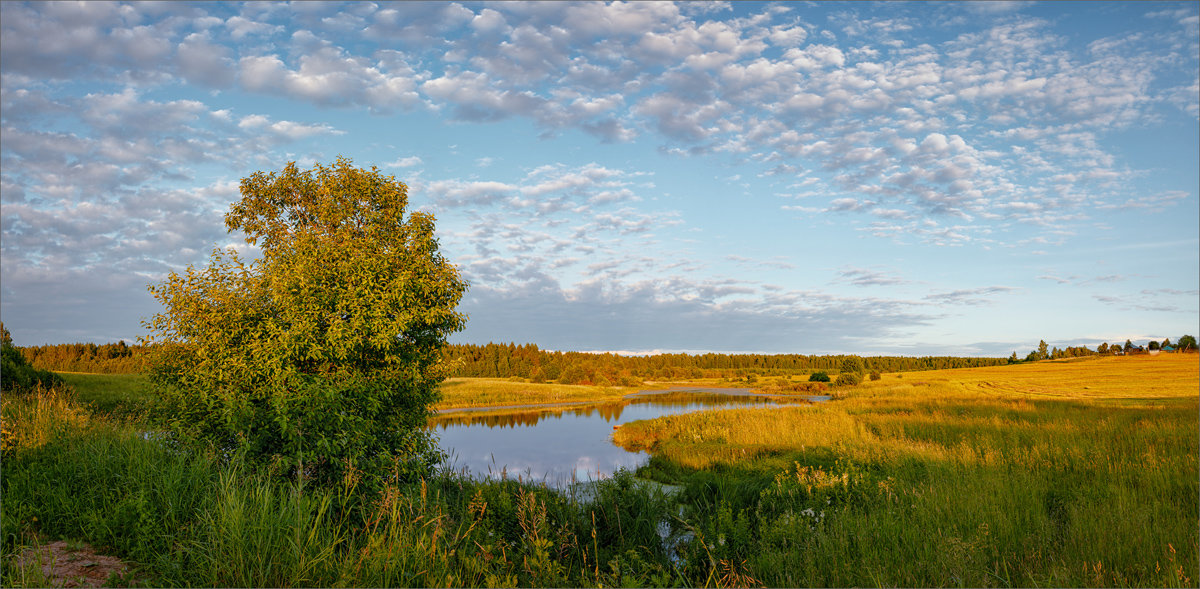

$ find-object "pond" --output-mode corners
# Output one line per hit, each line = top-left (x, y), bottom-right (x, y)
(430, 388), (824, 488)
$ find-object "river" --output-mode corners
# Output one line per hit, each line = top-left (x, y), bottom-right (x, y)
(430, 387), (825, 487)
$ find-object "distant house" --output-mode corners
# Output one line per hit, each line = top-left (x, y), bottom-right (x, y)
(1162, 345), (1177, 353)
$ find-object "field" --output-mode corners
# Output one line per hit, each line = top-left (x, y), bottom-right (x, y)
(2, 354), (1196, 587)
(437, 377), (638, 410)
(614, 353), (1199, 586)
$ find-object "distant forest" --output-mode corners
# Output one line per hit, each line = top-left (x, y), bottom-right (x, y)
(17, 340), (1010, 384)
(446, 342), (1008, 385)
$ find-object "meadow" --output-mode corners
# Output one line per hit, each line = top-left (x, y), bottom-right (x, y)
(436, 377), (639, 410)
(2, 354), (1196, 587)
(614, 354), (1200, 587)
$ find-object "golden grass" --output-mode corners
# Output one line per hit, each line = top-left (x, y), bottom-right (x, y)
(1, 387), (92, 456)
(615, 354), (1199, 469)
(870, 352), (1199, 399)
(612, 354), (1199, 587)
(435, 378), (637, 410)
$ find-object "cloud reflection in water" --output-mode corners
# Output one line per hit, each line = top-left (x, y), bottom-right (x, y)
(431, 393), (801, 487)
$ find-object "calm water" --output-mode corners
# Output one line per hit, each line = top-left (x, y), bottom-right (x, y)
(430, 390), (815, 487)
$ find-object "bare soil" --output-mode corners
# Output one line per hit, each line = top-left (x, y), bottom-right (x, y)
(12, 540), (137, 588)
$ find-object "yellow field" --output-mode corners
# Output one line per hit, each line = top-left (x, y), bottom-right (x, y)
(610, 354), (1198, 586)
(868, 352), (1199, 400)
(616, 353), (1199, 468)
(435, 377), (638, 410)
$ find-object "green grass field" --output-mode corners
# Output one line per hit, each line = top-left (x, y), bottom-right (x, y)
(3, 355), (1196, 587)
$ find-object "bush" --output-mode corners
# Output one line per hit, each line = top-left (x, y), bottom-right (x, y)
(808, 371), (831, 383)
(869, 371), (882, 381)
(834, 372), (861, 387)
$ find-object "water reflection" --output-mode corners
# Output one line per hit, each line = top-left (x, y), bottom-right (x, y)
(431, 391), (808, 487)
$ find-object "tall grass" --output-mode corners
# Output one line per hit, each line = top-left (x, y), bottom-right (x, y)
(1, 385), (681, 587)
(615, 354), (1200, 587)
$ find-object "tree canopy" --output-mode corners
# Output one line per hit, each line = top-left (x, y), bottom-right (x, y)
(144, 157), (467, 486)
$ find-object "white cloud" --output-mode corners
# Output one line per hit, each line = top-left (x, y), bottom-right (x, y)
(387, 156), (424, 168)
(237, 114), (343, 140)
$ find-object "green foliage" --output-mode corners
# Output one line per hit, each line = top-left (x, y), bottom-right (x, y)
(1179, 335), (1197, 351)
(834, 372), (861, 387)
(142, 157), (467, 487)
(839, 355), (865, 376)
(808, 371), (831, 383)
(0, 323), (63, 393)
(447, 342), (1010, 382)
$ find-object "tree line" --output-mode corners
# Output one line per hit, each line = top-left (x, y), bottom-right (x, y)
(20, 336), (1196, 384)
(17, 339), (1008, 382)
(1015, 335), (1197, 362)
(18, 340), (147, 373)
(443, 342), (1008, 385)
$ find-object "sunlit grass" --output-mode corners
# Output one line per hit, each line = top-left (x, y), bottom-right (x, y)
(614, 354), (1200, 587)
(436, 377), (640, 410)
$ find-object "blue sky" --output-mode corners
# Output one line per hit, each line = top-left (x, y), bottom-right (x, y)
(2, 1), (1197, 356)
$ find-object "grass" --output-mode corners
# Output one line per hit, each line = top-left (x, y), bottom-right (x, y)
(1, 384), (683, 588)
(436, 377), (641, 410)
(3, 354), (1196, 587)
(614, 353), (1200, 587)
(55, 372), (154, 418)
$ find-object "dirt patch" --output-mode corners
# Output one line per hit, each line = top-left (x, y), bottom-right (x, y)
(12, 540), (136, 588)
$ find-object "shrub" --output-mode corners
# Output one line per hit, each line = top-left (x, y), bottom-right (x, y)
(869, 371), (882, 381)
(834, 372), (861, 387)
(808, 371), (831, 383)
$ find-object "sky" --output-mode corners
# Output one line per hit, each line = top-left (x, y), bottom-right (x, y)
(1, 1), (1198, 357)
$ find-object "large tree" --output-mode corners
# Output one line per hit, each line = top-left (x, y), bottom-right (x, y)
(144, 157), (467, 486)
